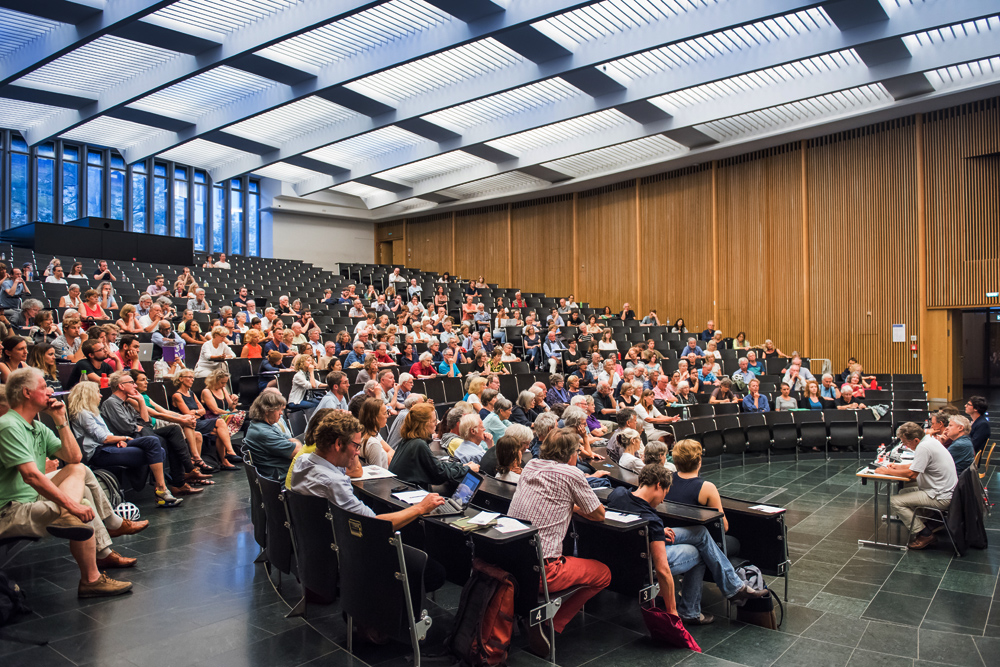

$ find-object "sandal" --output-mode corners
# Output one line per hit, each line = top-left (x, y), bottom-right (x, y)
(171, 484), (204, 496)
(192, 458), (217, 474)
(218, 462), (239, 471)
(188, 478), (215, 486)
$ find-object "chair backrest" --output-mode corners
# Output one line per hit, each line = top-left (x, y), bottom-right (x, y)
(329, 503), (422, 644)
(285, 490), (339, 602)
(243, 463), (267, 550)
(256, 474), (295, 575)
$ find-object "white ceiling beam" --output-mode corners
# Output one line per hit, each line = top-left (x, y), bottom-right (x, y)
(357, 28), (1000, 208)
(287, 2), (994, 196)
(133, 0), (827, 169)
(0, 0), (178, 87)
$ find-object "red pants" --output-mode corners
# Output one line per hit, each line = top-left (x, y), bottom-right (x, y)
(543, 556), (612, 632)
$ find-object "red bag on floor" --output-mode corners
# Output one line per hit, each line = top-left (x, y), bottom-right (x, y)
(640, 599), (701, 652)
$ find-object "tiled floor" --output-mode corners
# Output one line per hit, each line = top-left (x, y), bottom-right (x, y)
(1, 455), (997, 667)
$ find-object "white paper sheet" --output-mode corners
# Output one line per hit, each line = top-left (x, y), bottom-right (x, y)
(604, 511), (641, 523)
(359, 466), (396, 480)
(468, 511), (501, 525)
(494, 518), (530, 534)
(748, 505), (783, 514)
(392, 490), (429, 504)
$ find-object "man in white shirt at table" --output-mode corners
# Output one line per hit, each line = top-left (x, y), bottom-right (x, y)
(877, 422), (957, 550)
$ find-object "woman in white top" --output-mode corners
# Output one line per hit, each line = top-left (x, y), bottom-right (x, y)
(598, 328), (617, 351)
(634, 389), (670, 442)
(494, 434), (523, 484)
(358, 396), (393, 469)
(195, 326), (235, 377)
(59, 283), (83, 309)
(618, 428), (645, 474)
(289, 354), (323, 409)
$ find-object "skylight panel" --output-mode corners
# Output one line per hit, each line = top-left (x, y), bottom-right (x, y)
(159, 139), (259, 171)
(258, 0), (452, 70)
(533, 0), (706, 49)
(226, 97), (361, 145)
(542, 135), (685, 178)
(60, 117), (174, 153)
(695, 83), (890, 141)
(0, 99), (64, 133)
(305, 126), (427, 167)
(17, 36), (180, 96)
(130, 66), (279, 120)
(424, 78), (583, 132)
(926, 56), (1000, 92)
(0, 9), (60, 61)
(253, 162), (326, 183)
(377, 152), (491, 185)
(487, 109), (632, 156)
(904, 15), (1000, 50)
(345, 39), (523, 105)
(150, 0), (303, 37)
(437, 172), (550, 200)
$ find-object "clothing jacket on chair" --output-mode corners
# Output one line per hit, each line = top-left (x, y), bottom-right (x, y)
(945, 464), (988, 556)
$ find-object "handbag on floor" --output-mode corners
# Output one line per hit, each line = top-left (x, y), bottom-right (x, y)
(733, 561), (783, 629)
(640, 598), (701, 651)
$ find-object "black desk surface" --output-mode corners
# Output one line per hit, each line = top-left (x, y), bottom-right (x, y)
(591, 486), (723, 526)
(720, 495), (787, 517)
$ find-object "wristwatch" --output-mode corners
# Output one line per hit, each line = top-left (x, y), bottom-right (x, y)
(55, 422), (68, 429)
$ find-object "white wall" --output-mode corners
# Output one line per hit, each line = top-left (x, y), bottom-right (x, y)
(269, 212), (374, 271)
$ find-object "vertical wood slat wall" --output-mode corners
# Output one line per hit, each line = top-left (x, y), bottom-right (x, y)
(373, 96), (1000, 379)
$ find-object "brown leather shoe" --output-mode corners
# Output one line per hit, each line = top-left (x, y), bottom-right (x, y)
(46, 514), (95, 542)
(729, 582), (771, 602)
(107, 518), (149, 538)
(96, 550), (137, 569)
(78, 572), (133, 598)
(907, 533), (938, 550)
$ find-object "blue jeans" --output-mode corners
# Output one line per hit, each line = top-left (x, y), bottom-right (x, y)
(667, 526), (743, 618)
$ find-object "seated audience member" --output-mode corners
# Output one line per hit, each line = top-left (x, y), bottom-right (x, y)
(543, 330), (567, 373)
(245, 391), (302, 480)
(146, 274), (168, 296)
(607, 465), (767, 626)
(9, 298), (42, 328)
(171, 368), (238, 470)
(288, 410), (446, 607)
(492, 434), (525, 484)
(666, 440), (731, 531)
(54, 315), (86, 362)
(966, 395), (990, 454)
(605, 408), (638, 462)
(943, 415), (975, 476)
(483, 395), (513, 444)
(572, 358), (595, 388)
(152, 320), (185, 357)
(774, 382), (799, 411)
(819, 373), (841, 401)
(742, 379), (770, 413)
(561, 405), (606, 465)
(508, 428), (611, 655)
(60, 283), (83, 309)
(358, 397), (393, 468)
(730, 357), (755, 391)
(68, 381), (179, 500)
(195, 326), (236, 378)
(635, 389), (675, 441)
(441, 404), (475, 455)
(509, 390), (535, 427)
(0, 336), (28, 383)
(479, 423), (532, 477)
(114, 334), (143, 372)
(617, 428), (645, 474)
(0, 369), (137, 597)
(409, 351), (438, 378)
(547, 374), (571, 406)
(836, 384), (866, 410)
(760, 339), (787, 359)
(309, 370), (351, 423)
(288, 354), (323, 411)
(28, 342), (62, 390)
(187, 288), (212, 314)
(389, 403), (479, 488)
(181, 320), (207, 345)
(131, 369), (213, 474)
(878, 422), (958, 549)
(65, 338), (114, 389)
(709, 378), (740, 404)
(683, 337), (704, 358)
(453, 413), (491, 464)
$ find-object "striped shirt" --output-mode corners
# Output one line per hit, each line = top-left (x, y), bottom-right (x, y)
(508, 458), (601, 559)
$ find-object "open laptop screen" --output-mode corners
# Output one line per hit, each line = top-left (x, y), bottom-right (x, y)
(451, 471), (482, 508)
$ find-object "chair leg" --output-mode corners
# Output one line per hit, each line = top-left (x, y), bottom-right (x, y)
(347, 615), (353, 654)
(286, 596), (306, 618)
(254, 548), (268, 564)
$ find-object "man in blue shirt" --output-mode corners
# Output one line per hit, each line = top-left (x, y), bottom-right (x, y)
(607, 465), (766, 624)
(343, 341), (367, 368)
(683, 338), (704, 357)
(700, 320), (716, 342)
(437, 349), (461, 377)
(543, 330), (567, 374)
(263, 327), (289, 357)
(572, 358), (596, 388)
(0, 267), (30, 311)
(745, 350), (764, 377)
(944, 415), (975, 477)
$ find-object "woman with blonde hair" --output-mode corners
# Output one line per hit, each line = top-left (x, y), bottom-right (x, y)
(289, 354), (323, 410)
(598, 328), (617, 351)
(466, 375), (488, 408)
(355, 354), (379, 385)
(388, 403), (476, 488)
(201, 366), (247, 442)
(116, 303), (144, 334)
(194, 325), (235, 377)
(241, 328), (264, 358)
(171, 368), (239, 470)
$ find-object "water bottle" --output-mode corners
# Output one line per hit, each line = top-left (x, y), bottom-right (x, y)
(100, 373), (109, 389)
(682, 406), (690, 421)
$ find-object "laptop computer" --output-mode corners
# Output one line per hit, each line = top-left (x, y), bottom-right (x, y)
(429, 470), (483, 517)
(137, 343), (154, 362)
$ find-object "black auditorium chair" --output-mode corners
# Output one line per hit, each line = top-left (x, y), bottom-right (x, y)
(741, 413), (770, 456)
(794, 411), (827, 452)
(329, 503), (433, 666)
(284, 489), (339, 617)
(718, 414), (748, 459)
(766, 411), (798, 453)
(861, 418), (895, 452)
(243, 461), (268, 558)
(714, 402), (740, 416)
(826, 411), (861, 454)
(698, 419), (723, 463)
(690, 403), (715, 419)
(257, 474), (296, 586)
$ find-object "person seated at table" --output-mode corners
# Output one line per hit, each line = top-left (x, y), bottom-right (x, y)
(389, 403), (479, 489)
(665, 440), (731, 531)
(288, 409), (446, 613)
(479, 423), (532, 478)
(836, 384), (866, 410)
(942, 415), (975, 477)
(493, 434), (524, 484)
(607, 465), (767, 627)
(878, 422), (958, 550)
(453, 413), (492, 464)
(507, 428), (611, 656)
(617, 428), (645, 474)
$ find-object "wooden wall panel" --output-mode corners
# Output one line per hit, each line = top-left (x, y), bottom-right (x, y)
(453, 205), (508, 286)
(576, 182), (637, 311)
(374, 220), (404, 243)
(807, 120), (919, 374)
(924, 98), (1000, 308)
(511, 196), (574, 297)
(405, 213), (451, 274)
(716, 146), (805, 352)
(639, 167), (714, 328)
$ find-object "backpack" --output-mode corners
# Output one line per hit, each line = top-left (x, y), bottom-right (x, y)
(733, 561), (783, 629)
(449, 558), (517, 667)
(0, 570), (31, 626)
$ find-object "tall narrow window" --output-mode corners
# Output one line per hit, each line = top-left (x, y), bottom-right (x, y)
(63, 145), (79, 222)
(172, 167), (188, 237)
(10, 136), (29, 227)
(36, 143), (55, 222)
(193, 171), (207, 251)
(212, 183), (225, 253)
(229, 179), (243, 255)
(152, 163), (167, 235)
(87, 150), (103, 217)
(248, 180), (260, 257)
(109, 155), (125, 220)
(131, 162), (147, 233)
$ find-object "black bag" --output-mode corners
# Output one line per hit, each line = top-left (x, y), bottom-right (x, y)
(0, 570), (31, 626)
(733, 561), (783, 629)
(448, 558), (517, 667)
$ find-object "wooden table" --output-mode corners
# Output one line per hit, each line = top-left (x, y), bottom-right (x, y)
(856, 469), (910, 551)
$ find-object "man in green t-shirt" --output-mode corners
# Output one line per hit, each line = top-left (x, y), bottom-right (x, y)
(0, 368), (132, 598)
